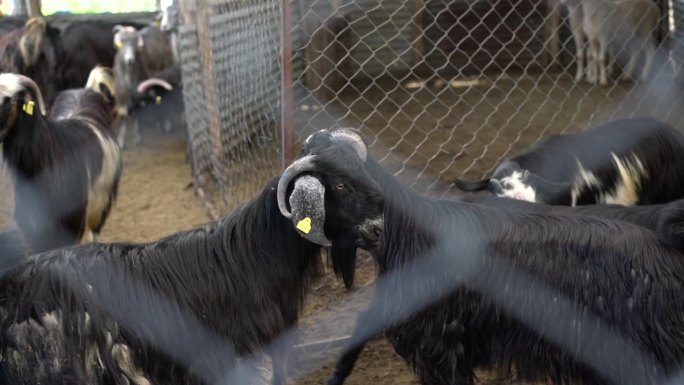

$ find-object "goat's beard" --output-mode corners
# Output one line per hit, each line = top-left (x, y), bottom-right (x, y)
(330, 236), (359, 289)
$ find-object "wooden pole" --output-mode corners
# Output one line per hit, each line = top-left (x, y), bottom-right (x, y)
(542, 0), (561, 69)
(281, 0), (295, 169)
(412, 0), (426, 75)
(25, 0), (41, 17)
(11, 0), (27, 16)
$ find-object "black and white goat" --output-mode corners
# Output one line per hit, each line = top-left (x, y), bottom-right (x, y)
(454, 117), (684, 206)
(0, 150), (384, 385)
(299, 129), (684, 385)
(0, 68), (121, 254)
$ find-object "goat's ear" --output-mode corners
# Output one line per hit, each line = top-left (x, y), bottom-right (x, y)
(113, 33), (123, 50)
(288, 175), (331, 247)
(487, 178), (503, 194)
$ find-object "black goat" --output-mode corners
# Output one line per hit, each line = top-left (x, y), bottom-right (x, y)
(60, 20), (146, 90)
(459, 194), (684, 251)
(132, 64), (183, 134)
(0, 69), (121, 254)
(0, 17), (65, 105)
(300, 129), (684, 385)
(454, 117), (684, 206)
(0, 150), (384, 385)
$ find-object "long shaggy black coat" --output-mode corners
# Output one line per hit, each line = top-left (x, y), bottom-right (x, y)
(316, 149), (684, 385)
(0, 147), (384, 385)
(460, 194), (684, 250)
(0, 179), (323, 385)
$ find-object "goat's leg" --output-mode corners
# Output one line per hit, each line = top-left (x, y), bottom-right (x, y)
(326, 306), (382, 385)
(163, 118), (173, 133)
(117, 115), (128, 149)
(598, 38), (608, 86)
(567, 4), (585, 83)
(586, 38), (598, 84)
(623, 53), (637, 81)
(641, 41), (655, 81)
(133, 116), (142, 146)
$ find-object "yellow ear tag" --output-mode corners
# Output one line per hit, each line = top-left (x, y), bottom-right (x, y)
(155, 95), (162, 105)
(115, 41), (123, 49)
(296, 217), (312, 234)
(22, 100), (34, 115)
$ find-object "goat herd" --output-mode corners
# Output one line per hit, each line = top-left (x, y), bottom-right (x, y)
(1, 5), (684, 385)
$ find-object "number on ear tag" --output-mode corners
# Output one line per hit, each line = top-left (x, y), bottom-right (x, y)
(296, 217), (312, 234)
(22, 100), (34, 115)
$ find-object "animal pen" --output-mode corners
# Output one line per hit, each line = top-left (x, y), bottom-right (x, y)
(176, 0), (684, 371)
(177, 0), (684, 217)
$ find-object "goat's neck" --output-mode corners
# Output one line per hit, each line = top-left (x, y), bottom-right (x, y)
(366, 158), (447, 270)
(1, 110), (48, 172)
(133, 179), (323, 336)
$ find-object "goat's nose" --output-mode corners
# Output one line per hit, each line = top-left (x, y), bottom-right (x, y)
(371, 224), (382, 237)
(360, 219), (383, 245)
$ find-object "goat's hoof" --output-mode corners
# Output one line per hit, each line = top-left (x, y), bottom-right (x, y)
(326, 377), (343, 385)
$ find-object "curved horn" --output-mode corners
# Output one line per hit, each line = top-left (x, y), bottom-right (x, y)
(19, 17), (46, 67)
(15, 74), (46, 115)
(330, 129), (367, 161)
(277, 155), (318, 219)
(288, 175), (332, 246)
(137, 78), (173, 94)
(113, 32), (123, 49)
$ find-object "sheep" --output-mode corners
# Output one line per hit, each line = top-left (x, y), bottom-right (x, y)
(299, 129), (684, 385)
(0, 149), (385, 385)
(0, 68), (121, 254)
(0, 17), (65, 104)
(453, 117), (684, 206)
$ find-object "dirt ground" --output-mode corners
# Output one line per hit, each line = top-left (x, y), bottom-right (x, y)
(1, 71), (682, 384)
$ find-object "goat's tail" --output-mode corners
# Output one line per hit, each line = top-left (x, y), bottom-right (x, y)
(453, 177), (490, 192)
(86, 65), (116, 108)
(19, 17), (46, 66)
(657, 199), (684, 251)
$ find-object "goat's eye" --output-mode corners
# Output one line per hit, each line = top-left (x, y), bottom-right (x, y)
(335, 183), (345, 190)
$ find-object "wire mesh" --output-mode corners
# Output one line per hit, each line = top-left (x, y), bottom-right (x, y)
(289, 0), (683, 197)
(176, 0), (684, 381)
(180, 0), (281, 217)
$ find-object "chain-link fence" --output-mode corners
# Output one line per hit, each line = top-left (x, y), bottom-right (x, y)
(178, 0), (282, 218)
(174, 1), (684, 374)
(179, 0), (684, 217)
